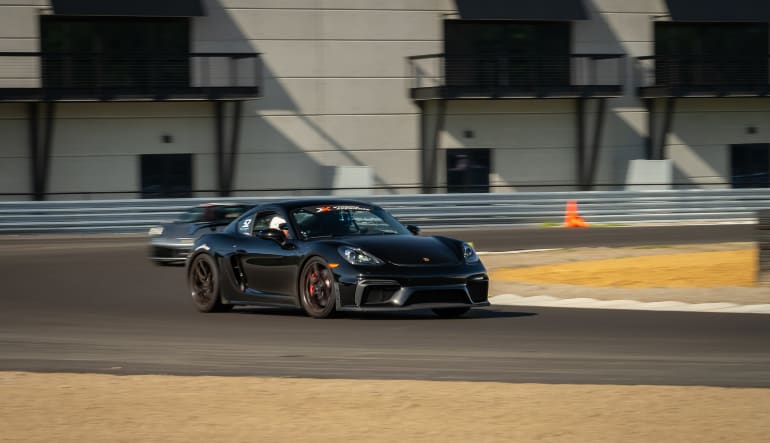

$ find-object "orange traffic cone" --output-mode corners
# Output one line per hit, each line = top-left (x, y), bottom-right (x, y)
(564, 200), (589, 228)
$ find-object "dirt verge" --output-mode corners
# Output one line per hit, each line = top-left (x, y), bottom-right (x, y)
(486, 242), (770, 304)
(1, 372), (768, 443)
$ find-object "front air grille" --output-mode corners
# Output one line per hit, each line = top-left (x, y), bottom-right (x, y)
(404, 290), (469, 306)
(467, 280), (489, 303)
(405, 277), (464, 286)
(362, 286), (400, 305)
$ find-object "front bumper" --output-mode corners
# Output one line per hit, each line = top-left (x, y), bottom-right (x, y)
(335, 264), (490, 312)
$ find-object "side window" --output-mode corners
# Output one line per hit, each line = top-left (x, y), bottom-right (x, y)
(252, 212), (277, 233)
(238, 211), (287, 237)
(237, 212), (276, 236)
(237, 215), (255, 236)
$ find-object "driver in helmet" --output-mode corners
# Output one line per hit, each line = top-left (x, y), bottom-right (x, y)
(269, 215), (290, 238)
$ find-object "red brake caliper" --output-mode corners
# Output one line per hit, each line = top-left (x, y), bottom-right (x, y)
(309, 272), (317, 296)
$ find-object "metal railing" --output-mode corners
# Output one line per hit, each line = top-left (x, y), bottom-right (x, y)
(0, 52), (262, 101)
(0, 189), (767, 234)
(408, 53), (625, 98)
(635, 55), (770, 94)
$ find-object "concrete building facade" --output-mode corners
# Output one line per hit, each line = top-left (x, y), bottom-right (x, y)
(1, 0), (769, 200)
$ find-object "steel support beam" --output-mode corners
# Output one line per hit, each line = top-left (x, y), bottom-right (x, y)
(645, 98), (654, 160)
(585, 97), (607, 188)
(645, 97), (676, 160)
(659, 97), (676, 160)
(214, 100), (243, 197)
(575, 98), (607, 190)
(227, 100), (242, 193)
(419, 100), (446, 194)
(576, 98), (586, 189)
(215, 101), (224, 194)
(27, 102), (56, 201)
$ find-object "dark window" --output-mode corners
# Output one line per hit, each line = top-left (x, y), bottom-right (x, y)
(655, 22), (768, 86)
(444, 21), (571, 89)
(446, 149), (490, 193)
(290, 205), (409, 239)
(731, 144), (769, 188)
(140, 154), (193, 198)
(41, 16), (190, 91)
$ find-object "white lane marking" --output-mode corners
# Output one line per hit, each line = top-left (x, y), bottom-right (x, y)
(490, 294), (770, 314)
(477, 249), (559, 256)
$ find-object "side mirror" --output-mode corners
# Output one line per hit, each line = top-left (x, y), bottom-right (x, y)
(259, 228), (286, 243)
(406, 224), (420, 236)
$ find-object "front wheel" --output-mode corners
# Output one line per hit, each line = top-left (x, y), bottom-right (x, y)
(299, 257), (337, 319)
(432, 307), (470, 318)
(188, 254), (231, 312)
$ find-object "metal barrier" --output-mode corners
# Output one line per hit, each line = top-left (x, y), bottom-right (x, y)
(635, 55), (769, 89)
(1, 189), (768, 234)
(408, 53), (624, 99)
(0, 51), (262, 101)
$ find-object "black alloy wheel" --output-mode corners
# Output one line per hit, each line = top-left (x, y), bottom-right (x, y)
(189, 254), (231, 312)
(432, 307), (471, 318)
(299, 257), (337, 318)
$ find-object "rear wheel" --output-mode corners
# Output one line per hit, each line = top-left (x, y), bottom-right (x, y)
(432, 307), (470, 318)
(299, 257), (337, 319)
(188, 254), (231, 312)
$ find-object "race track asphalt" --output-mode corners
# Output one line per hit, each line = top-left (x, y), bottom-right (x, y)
(1, 225), (768, 387)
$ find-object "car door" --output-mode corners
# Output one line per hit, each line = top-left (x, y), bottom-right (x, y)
(234, 210), (303, 301)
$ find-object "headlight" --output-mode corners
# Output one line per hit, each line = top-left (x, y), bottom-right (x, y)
(338, 246), (383, 266)
(148, 226), (163, 236)
(463, 242), (479, 263)
(178, 238), (195, 245)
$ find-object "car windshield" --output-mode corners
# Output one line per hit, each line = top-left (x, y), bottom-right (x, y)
(290, 204), (409, 239)
(176, 205), (247, 224)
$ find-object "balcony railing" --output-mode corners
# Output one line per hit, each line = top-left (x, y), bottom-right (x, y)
(0, 52), (262, 101)
(408, 53), (625, 100)
(636, 55), (770, 98)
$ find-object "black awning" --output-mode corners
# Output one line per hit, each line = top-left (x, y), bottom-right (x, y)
(665, 0), (770, 22)
(454, 0), (587, 20)
(51, 0), (205, 17)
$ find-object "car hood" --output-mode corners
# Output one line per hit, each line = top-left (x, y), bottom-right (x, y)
(337, 235), (462, 266)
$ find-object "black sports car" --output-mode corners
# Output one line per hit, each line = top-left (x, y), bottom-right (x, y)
(148, 203), (252, 265)
(186, 199), (489, 318)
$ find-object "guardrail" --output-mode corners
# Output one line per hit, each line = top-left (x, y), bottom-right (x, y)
(0, 189), (768, 234)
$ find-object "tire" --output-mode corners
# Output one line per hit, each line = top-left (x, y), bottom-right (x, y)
(188, 254), (231, 313)
(298, 257), (337, 319)
(432, 307), (470, 318)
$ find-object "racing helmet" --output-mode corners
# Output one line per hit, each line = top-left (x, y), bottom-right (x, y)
(269, 216), (287, 231)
